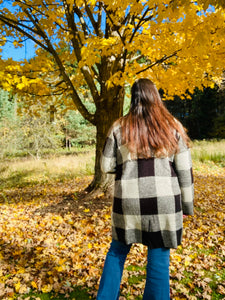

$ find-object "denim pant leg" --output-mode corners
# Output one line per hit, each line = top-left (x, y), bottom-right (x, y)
(97, 239), (131, 300)
(143, 247), (170, 300)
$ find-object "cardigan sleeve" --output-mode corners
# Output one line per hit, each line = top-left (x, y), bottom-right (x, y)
(174, 135), (194, 215)
(100, 126), (117, 174)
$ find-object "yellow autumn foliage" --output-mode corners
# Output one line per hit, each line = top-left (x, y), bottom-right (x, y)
(0, 0), (224, 104)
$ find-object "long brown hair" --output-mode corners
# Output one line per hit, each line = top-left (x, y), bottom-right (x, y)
(121, 78), (190, 158)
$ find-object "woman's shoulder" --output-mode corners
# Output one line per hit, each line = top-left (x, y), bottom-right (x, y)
(108, 119), (122, 135)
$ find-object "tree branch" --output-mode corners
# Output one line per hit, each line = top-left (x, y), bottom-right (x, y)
(97, 2), (103, 35)
(129, 7), (153, 43)
(103, 6), (126, 45)
(0, 14), (49, 51)
(63, 0), (99, 103)
(74, 6), (90, 38)
(136, 49), (181, 74)
(15, 0), (47, 17)
(84, 2), (101, 36)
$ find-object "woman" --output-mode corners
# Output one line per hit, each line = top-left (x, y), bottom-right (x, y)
(97, 78), (194, 300)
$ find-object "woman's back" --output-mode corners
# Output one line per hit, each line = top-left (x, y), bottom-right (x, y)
(101, 120), (193, 248)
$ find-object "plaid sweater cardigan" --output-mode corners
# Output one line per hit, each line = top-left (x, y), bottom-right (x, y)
(101, 123), (194, 249)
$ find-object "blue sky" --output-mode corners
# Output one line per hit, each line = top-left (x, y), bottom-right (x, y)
(1, 39), (35, 61)
(1, 3), (215, 62)
(0, 0), (36, 61)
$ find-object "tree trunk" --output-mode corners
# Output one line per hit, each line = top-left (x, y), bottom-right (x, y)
(87, 86), (124, 192)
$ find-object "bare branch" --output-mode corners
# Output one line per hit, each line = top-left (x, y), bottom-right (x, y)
(129, 54), (145, 64)
(84, 2), (102, 37)
(103, 6), (126, 45)
(74, 6), (90, 38)
(129, 7), (153, 43)
(136, 49), (181, 75)
(18, 90), (65, 97)
(47, 45), (95, 124)
(63, 2), (82, 59)
(22, 8), (50, 42)
(15, 0), (47, 17)
(97, 2), (103, 35)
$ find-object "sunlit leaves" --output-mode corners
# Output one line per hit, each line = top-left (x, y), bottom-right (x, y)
(0, 177), (110, 298)
(0, 0), (225, 106)
(0, 160), (225, 299)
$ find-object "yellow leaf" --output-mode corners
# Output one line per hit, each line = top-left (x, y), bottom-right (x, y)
(104, 214), (110, 220)
(15, 281), (21, 292)
(83, 208), (90, 213)
(56, 265), (64, 272)
(59, 244), (66, 249)
(41, 284), (52, 293)
(13, 40), (19, 47)
(185, 259), (190, 267)
(173, 254), (182, 262)
(17, 83), (25, 90)
(31, 281), (38, 289)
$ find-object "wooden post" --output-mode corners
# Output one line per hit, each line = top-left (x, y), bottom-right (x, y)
(49, 105), (57, 122)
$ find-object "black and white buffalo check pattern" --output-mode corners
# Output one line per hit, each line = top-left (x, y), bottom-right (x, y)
(101, 123), (194, 249)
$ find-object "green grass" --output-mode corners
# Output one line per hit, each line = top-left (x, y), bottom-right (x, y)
(126, 265), (146, 285)
(0, 150), (95, 189)
(128, 274), (145, 285)
(1, 145), (95, 160)
(191, 139), (225, 166)
(1, 139), (224, 190)
(16, 287), (93, 300)
(126, 265), (146, 272)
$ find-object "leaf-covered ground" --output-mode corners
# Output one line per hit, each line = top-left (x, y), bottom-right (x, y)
(0, 165), (225, 300)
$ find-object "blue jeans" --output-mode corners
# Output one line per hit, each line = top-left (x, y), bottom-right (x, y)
(97, 240), (170, 300)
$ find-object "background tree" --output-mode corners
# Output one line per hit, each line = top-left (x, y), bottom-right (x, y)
(0, 109), (64, 159)
(0, 89), (15, 121)
(165, 86), (225, 139)
(0, 0), (225, 188)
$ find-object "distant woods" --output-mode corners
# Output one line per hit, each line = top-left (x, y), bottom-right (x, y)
(164, 85), (225, 139)
(0, 90), (96, 159)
